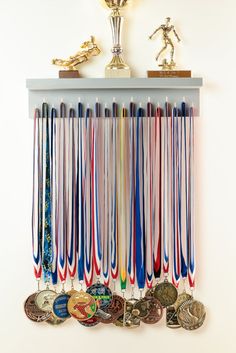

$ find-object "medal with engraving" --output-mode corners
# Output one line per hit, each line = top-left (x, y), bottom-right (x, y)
(68, 290), (97, 321)
(86, 283), (112, 309)
(132, 298), (150, 320)
(100, 294), (125, 324)
(24, 293), (51, 322)
(177, 299), (206, 331)
(114, 299), (140, 328)
(52, 293), (71, 319)
(35, 289), (57, 312)
(154, 280), (178, 307)
(141, 297), (163, 324)
(174, 292), (192, 310)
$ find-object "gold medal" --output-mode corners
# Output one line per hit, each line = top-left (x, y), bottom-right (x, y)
(67, 290), (97, 321)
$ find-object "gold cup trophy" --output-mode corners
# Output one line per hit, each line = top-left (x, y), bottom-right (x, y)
(102, 0), (131, 78)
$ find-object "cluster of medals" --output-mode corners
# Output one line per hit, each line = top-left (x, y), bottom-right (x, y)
(25, 99), (206, 330)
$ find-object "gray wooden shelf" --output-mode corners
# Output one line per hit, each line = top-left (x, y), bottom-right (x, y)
(26, 78), (203, 117)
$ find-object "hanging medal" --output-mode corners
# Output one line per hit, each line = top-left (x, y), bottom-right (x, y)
(177, 105), (206, 330)
(24, 108), (51, 323)
(154, 99), (178, 308)
(35, 103), (57, 314)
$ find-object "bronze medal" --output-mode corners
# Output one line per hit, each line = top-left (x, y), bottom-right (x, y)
(100, 294), (125, 324)
(141, 297), (163, 324)
(154, 281), (178, 307)
(177, 299), (206, 330)
(35, 289), (57, 312)
(166, 306), (181, 329)
(24, 293), (51, 322)
(46, 314), (66, 326)
(67, 290), (97, 321)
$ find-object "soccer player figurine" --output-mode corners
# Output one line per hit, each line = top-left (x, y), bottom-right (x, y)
(149, 17), (181, 70)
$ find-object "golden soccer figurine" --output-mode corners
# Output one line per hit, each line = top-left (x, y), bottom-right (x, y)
(149, 17), (181, 70)
(52, 36), (101, 71)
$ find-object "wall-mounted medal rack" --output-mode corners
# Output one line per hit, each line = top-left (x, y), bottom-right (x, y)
(25, 77), (206, 330)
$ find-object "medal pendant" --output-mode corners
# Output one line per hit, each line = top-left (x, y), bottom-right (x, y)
(141, 297), (163, 325)
(35, 289), (57, 312)
(52, 293), (71, 319)
(177, 299), (206, 331)
(100, 295), (125, 324)
(154, 281), (178, 307)
(114, 299), (140, 328)
(24, 293), (51, 322)
(67, 290), (97, 321)
(86, 283), (112, 310)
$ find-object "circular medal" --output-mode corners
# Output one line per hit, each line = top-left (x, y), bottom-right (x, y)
(78, 316), (101, 327)
(24, 293), (51, 322)
(132, 298), (151, 319)
(86, 283), (112, 309)
(100, 295), (125, 324)
(35, 289), (57, 312)
(174, 292), (193, 310)
(166, 306), (181, 329)
(46, 314), (66, 326)
(154, 281), (178, 307)
(68, 290), (97, 321)
(52, 293), (71, 319)
(177, 299), (206, 330)
(141, 297), (163, 324)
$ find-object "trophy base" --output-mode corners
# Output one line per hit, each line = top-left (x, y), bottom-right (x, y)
(59, 70), (80, 78)
(105, 56), (131, 78)
(147, 70), (192, 78)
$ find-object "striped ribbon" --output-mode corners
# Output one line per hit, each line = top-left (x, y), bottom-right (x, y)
(32, 108), (42, 280)
(111, 102), (118, 282)
(153, 107), (162, 280)
(135, 107), (146, 290)
(188, 106), (195, 289)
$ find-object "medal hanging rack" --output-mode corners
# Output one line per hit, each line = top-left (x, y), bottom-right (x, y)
(25, 78), (206, 330)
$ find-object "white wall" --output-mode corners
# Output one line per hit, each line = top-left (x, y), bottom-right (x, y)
(0, 0), (235, 352)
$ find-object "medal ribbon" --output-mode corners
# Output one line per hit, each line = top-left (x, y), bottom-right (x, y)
(128, 101), (136, 287)
(32, 108), (42, 280)
(111, 102), (118, 281)
(67, 108), (77, 280)
(145, 101), (153, 288)
(93, 102), (102, 279)
(58, 102), (67, 283)
(84, 107), (94, 287)
(42, 102), (53, 283)
(119, 106), (128, 291)
(153, 107), (162, 280)
(162, 101), (169, 276)
(172, 106), (181, 287)
(188, 106), (195, 289)
(51, 107), (58, 285)
(135, 107), (146, 290)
